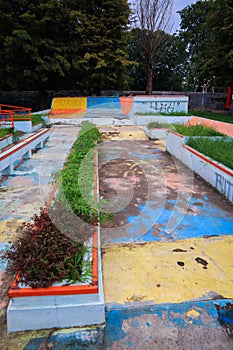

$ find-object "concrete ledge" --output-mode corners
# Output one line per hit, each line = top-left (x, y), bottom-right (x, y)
(144, 127), (168, 139)
(184, 144), (233, 203)
(0, 129), (50, 177)
(166, 131), (233, 203)
(133, 115), (192, 126)
(31, 123), (42, 132)
(166, 131), (190, 165)
(14, 120), (32, 133)
(186, 116), (233, 137)
(0, 134), (13, 151)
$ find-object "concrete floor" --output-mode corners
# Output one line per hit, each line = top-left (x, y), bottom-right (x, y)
(0, 123), (233, 349)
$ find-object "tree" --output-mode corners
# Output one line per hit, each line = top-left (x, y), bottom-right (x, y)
(127, 29), (188, 91)
(178, 0), (233, 91)
(152, 32), (189, 91)
(0, 0), (132, 105)
(131, 0), (173, 94)
(127, 28), (147, 91)
(0, 0), (73, 108)
(70, 0), (131, 95)
(205, 0), (233, 89)
(178, 0), (215, 91)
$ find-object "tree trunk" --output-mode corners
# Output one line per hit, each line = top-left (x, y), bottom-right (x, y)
(39, 90), (49, 111)
(146, 55), (153, 95)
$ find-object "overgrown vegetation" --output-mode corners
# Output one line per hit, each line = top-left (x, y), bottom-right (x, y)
(188, 137), (233, 170)
(0, 127), (21, 143)
(147, 122), (224, 136)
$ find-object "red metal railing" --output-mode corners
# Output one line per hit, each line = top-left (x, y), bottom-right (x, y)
(0, 110), (14, 128)
(0, 104), (32, 129)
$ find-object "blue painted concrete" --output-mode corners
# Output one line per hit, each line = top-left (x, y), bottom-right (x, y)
(23, 299), (233, 349)
(108, 196), (233, 243)
(87, 97), (121, 109)
(104, 300), (233, 345)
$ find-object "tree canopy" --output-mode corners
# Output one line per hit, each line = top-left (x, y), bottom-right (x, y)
(0, 0), (131, 99)
(0, 1), (71, 92)
(178, 0), (233, 91)
(131, 0), (173, 94)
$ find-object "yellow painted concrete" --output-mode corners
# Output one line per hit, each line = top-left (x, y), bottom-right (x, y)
(102, 236), (233, 304)
(51, 97), (87, 110)
(99, 126), (148, 140)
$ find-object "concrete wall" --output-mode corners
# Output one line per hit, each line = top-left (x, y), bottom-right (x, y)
(132, 95), (189, 115)
(14, 120), (32, 133)
(166, 131), (233, 203)
(0, 91), (229, 112)
(87, 97), (121, 109)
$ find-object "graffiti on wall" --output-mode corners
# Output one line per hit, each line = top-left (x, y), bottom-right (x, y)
(138, 101), (182, 114)
(215, 172), (233, 201)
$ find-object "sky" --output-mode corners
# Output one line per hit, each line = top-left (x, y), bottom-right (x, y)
(173, 0), (197, 32)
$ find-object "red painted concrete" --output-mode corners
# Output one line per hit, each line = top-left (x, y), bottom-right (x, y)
(186, 116), (233, 136)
